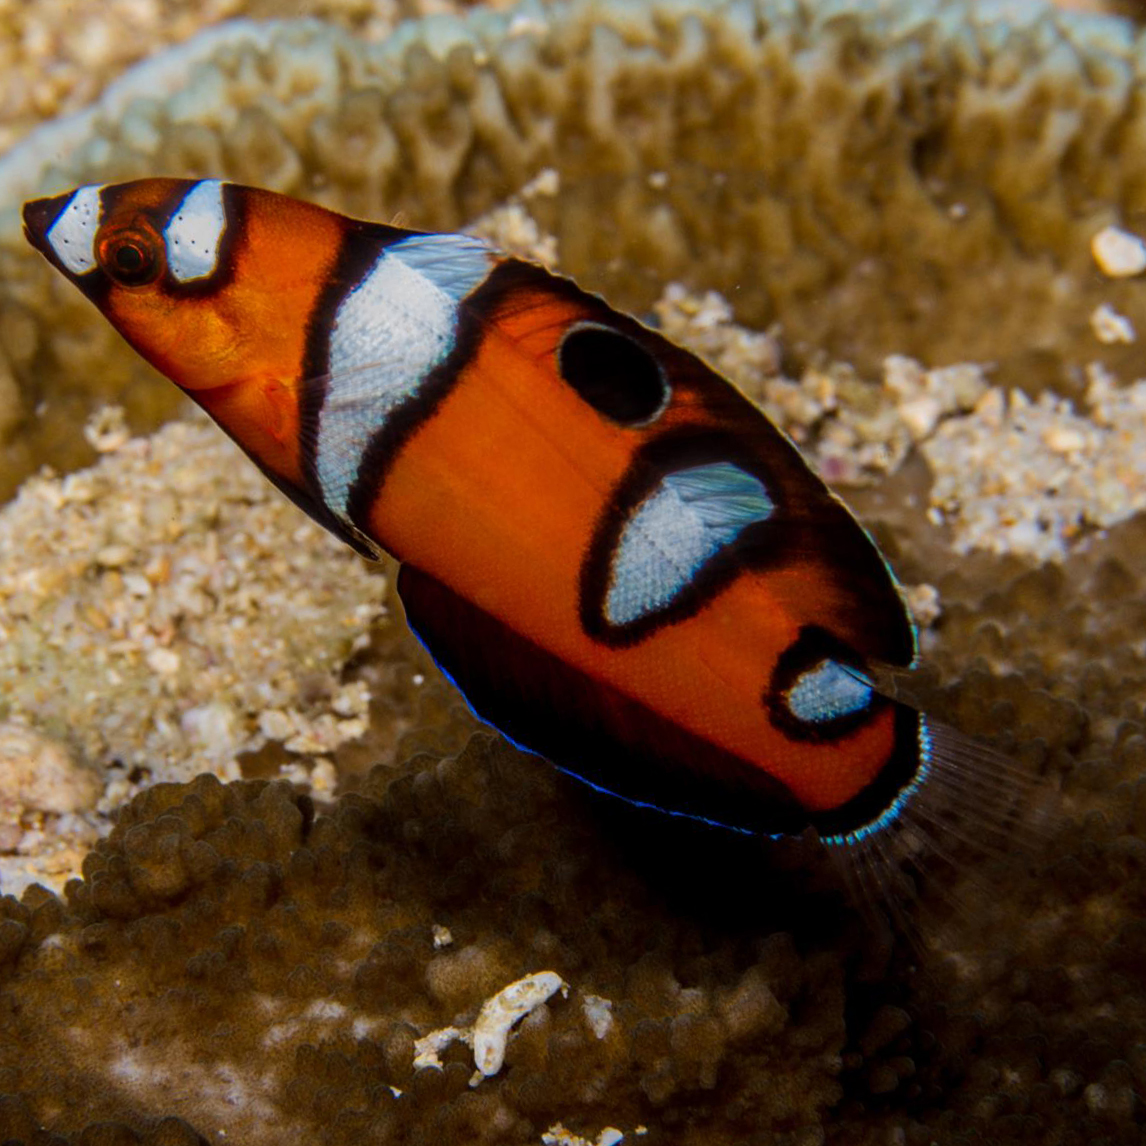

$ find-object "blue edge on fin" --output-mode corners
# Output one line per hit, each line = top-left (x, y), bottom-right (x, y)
(405, 616), (932, 847)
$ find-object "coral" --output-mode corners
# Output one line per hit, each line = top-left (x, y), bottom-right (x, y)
(5, 0), (1146, 1143)
(5, 0), (1146, 495)
(0, 738), (855, 1145)
(1, 677), (1143, 1145)
(1091, 223), (1146, 277)
(0, 0), (497, 158)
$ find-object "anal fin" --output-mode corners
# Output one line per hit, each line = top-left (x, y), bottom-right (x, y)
(395, 563), (806, 836)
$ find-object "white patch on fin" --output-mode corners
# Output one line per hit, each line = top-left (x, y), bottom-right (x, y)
(46, 185), (103, 275)
(605, 462), (773, 625)
(165, 180), (227, 282)
(786, 660), (873, 724)
(390, 233), (494, 301)
(316, 233), (492, 520)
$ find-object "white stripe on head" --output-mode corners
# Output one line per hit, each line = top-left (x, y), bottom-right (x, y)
(164, 180), (227, 282)
(605, 462), (774, 626)
(46, 185), (103, 275)
(315, 233), (492, 520)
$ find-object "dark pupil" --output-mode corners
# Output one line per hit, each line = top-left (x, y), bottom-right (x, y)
(557, 325), (668, 425)
(114, 244), (146, 273)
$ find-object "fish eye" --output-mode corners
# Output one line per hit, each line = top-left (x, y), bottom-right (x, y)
(98, 231), (162, 286)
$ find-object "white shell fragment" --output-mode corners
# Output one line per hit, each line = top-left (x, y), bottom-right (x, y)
(412, 1025), (468, 1072)
(1090, 302), (1136, 345)
(431, 923), (454, 949)
(581, 994), (614, 1040)
(541, 1124), (625, 1146)
(903, 583), (941, 630)
(412, 971), (568, 1084)
(1091, 225), (1146, 277)
(473, 971), (566, 1078)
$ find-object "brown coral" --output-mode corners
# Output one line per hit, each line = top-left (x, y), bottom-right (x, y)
(0, 738), (855, 1145)
(4, 0), (1146, 494)
(1, 667), (1143, 1145)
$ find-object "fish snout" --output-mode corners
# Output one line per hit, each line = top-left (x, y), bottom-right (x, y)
(22, 191), (73, 255)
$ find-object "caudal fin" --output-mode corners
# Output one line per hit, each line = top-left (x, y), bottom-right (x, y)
(822, 712), (1058, 951)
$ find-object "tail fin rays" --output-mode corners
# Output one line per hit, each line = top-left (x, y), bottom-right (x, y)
(824, 716), (1058, 952)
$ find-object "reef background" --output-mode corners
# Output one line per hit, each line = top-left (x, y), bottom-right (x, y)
(2, 0), (1146, 1143)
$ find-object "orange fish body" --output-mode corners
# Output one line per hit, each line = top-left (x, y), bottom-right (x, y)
(24, 179), (1010, 860)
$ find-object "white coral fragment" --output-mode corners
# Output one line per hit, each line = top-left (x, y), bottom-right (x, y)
(581, 993), (614, 1040)
(1090, 303), (1135, 345)
(0, 722), (102, 897)
(541, 1124), (625, 1146)
(83, 404), (131, 453)
(0, 722), (99, 816)
(412, 1026), (468, 1072)
(903, 583), (941, 630)
(474, 971), (566, 1077)
(923, 364), (1146, 561)
(1091, 226), (1146, 277)
(520, 167), (559, 198)
(412, 971), (567, 1083)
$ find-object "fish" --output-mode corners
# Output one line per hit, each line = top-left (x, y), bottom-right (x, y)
(22, 178), (1043, 920)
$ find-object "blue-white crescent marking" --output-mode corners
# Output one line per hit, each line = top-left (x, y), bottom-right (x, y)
(605, 462), (775, 626)
(822, 719), (931, 847)
(315, 232), (494, 522)
(46, 184), (103, 276)
(785, 659), (873, 724)
(164, 180), (227, 283)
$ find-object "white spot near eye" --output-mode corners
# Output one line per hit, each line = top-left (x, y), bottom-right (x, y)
(786, 659), (872, 724)
(165, 179), (227, 282)
(47, 185), (103, 275)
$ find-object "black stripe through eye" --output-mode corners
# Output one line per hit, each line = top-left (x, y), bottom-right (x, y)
(558, 323), (668, 425)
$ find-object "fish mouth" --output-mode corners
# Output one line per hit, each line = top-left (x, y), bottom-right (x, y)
(23, 191), (77, 262)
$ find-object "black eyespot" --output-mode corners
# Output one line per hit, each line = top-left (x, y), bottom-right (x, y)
(558, 323), (669, 425)
(99, 232), (161, 286)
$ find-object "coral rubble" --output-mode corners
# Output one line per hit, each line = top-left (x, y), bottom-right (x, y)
(0, 412), (386, 810)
